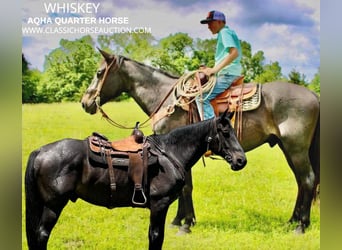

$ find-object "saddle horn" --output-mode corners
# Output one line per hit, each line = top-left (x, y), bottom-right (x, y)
(131, 122), (144, 143)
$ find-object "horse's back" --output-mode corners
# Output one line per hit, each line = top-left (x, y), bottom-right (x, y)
(262, 81), (319, 107)
(34, 138), (86, 165)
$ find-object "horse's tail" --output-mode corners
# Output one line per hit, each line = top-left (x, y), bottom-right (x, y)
(25, 149), (43, 249)
(309, 109), (320, 201)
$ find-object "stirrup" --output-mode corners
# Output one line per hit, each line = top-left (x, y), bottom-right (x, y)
(132, 188), (147, 205)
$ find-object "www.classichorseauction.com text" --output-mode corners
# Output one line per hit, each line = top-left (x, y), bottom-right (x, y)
(22, 2), (152, 35)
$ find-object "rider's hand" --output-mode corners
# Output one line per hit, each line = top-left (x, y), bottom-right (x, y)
(202, 67), (216, 76)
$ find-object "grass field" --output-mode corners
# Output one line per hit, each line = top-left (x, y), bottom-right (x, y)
(22, 101), (320, 249)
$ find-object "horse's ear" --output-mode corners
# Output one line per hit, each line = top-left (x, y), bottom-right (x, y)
(228, 111), (235, 120)
(220, 109), (228, 119)
(97, 47), (114, 65)
(220, 109), (234, 121)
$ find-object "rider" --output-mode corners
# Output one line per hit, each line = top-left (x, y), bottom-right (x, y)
(197, 10), (242, 120)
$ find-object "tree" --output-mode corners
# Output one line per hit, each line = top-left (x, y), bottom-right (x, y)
(309, 69), (320, 95)
(22, 54), (42, 103)
(42, 35), (100, 102)
(190, 38), (216, 70)
(151, 33), (194, 75)
(22, 53), (29, 73)
(288, 68), (307, 86)
(97, 33), (156, 62)
(255, 61), (283, 83)
(240, 41), (265, 83)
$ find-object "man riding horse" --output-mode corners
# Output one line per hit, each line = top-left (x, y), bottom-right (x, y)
(196, 10), (242, 121)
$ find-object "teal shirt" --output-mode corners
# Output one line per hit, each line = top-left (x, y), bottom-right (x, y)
(215, 26), (242, 76)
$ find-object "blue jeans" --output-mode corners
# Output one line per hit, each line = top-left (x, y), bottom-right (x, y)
(196, 74), (239, 120)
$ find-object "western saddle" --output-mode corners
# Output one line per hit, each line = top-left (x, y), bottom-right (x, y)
(88, 123), (149, 206)
(210, 76), (257, 117)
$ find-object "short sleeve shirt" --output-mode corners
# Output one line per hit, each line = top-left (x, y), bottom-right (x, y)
(215, 26), (242, 76)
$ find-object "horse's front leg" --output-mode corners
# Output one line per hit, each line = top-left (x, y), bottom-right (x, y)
(171, 170), (196, 234)
(149, 199), (170, 250)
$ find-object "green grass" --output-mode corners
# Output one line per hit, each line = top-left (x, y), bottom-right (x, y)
(22, 101), (320, 249)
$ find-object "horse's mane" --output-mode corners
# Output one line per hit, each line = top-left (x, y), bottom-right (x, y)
(118, 55), (179, 79)
(151, 119), (214, 146)
(146, 119), (214, 169)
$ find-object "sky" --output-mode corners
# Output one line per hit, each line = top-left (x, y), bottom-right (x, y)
(22, 0), (320, 81)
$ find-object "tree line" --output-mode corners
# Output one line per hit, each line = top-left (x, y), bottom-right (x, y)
(22, 33), (320, 103)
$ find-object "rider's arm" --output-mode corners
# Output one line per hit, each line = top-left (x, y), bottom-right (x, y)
(203, 47), (239, 76)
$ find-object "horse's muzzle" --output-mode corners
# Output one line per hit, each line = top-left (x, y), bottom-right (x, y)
(225, 154), (247, 171)
(81, 99), (97, 114)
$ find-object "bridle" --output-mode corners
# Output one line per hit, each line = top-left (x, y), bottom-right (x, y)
(93, 56), (141, 129)
(206, 118), (233, 163)
(94, 56), (118, 104)
(93, 56), (147, 129)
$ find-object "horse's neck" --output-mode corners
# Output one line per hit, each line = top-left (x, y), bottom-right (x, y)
(154, 121), (211, 170)
(123, 60), (178, 115)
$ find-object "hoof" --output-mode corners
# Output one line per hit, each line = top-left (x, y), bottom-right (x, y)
(170, 219), (182, 227)
(294, 225), (305, 234)
(169, 223), (180, 229)
(288, 216), (299, 224)
(176, 224), (191, 235)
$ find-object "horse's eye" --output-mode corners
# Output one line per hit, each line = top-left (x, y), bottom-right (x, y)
(97, 69), (104, 78)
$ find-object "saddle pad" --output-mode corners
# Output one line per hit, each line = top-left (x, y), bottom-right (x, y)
(241, 83), (261, 111)
(217, 83), (261, 112)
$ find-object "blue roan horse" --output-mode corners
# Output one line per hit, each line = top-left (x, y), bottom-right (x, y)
(81, 50), (320, 234)
(25, 112), (246, 250)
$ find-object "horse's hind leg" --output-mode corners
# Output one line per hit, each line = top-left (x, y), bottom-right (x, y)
(292, 159), (315, 233)
(171, 192), (186, 227)
(25, 162), (70, 248)
(280, 145), (315, 233)
(26, 199), (67, 250)
(25, 151), (66, 250)
(36, 202), (68, 249)
(171, 171), (196, 234)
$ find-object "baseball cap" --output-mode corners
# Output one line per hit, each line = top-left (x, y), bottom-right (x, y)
(200, 10), (226, 24)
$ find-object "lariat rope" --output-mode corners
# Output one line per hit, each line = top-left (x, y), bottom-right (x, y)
(172, 70), (216, 107)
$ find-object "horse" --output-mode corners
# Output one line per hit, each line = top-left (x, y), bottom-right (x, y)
(81, 50), (320, 234)
(24, 111), (246, 250)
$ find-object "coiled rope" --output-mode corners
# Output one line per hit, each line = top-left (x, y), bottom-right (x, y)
(172, 70), (216, 107)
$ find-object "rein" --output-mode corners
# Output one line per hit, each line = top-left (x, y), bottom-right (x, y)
(95, 75), (178, 129)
